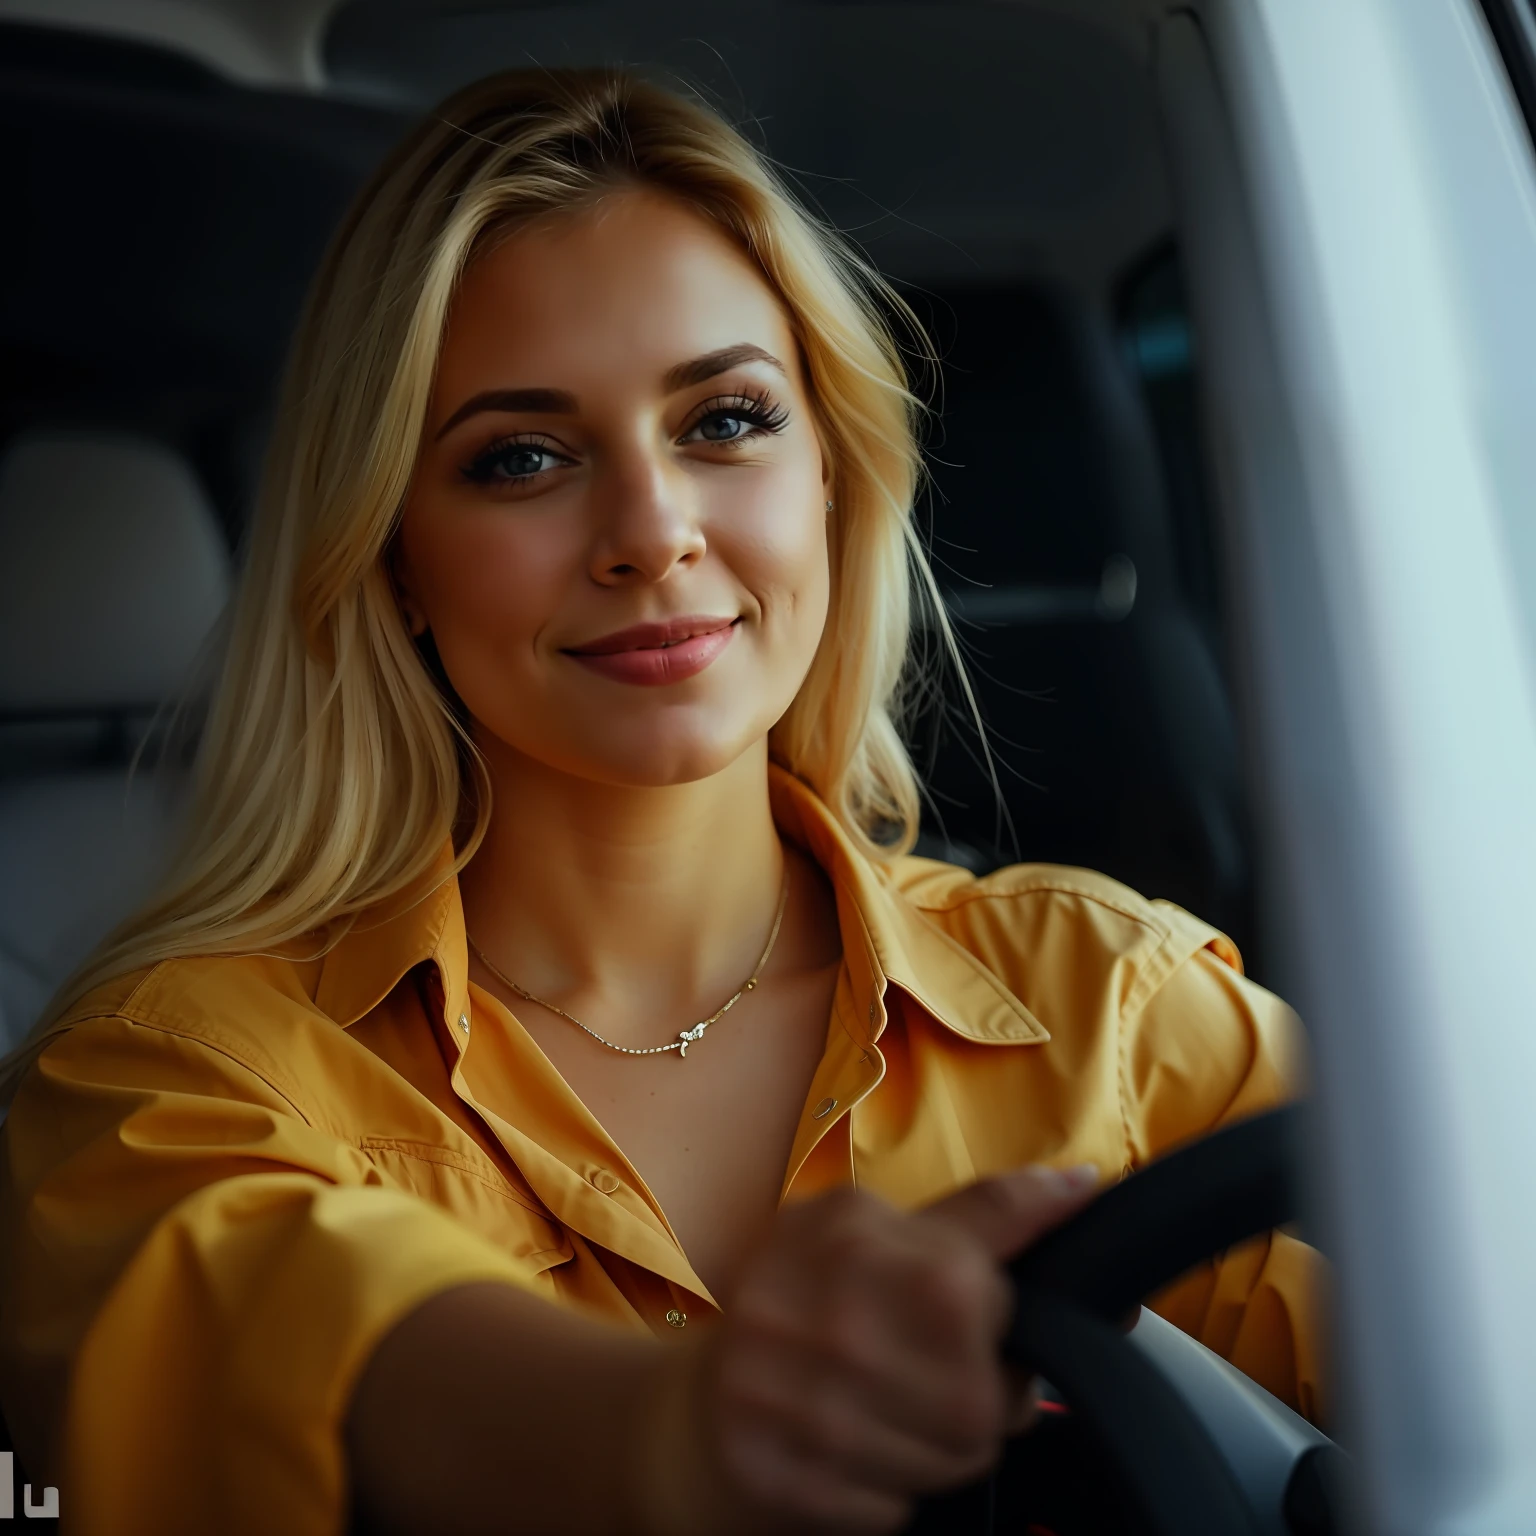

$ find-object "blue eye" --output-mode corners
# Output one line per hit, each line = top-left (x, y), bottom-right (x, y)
(681, 391), (790, 446)
(694, 411), (755, 442)
(461, 437), (571, 485)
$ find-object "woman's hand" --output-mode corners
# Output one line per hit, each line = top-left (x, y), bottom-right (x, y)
(641, 1164), (1100, 1534)
(346, 1164), (1099, 1535)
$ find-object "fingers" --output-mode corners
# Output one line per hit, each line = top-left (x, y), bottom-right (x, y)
(698, 1169), (1105, 1532)
(721, 1294), (1007, 1475)
(925, 1162), (1101, 1260)
(749, 1189), (1014, 1373)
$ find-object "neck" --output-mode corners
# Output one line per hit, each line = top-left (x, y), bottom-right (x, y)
(459, 739), (787, 1028)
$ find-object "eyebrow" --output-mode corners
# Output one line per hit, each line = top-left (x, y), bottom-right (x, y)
(434, 387), (576, 440)
(433, 343), (787, 441)
(662, 343), (787, 392)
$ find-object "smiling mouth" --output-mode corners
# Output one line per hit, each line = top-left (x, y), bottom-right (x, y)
(565, 615), (740, 655)
(563, 615), (741, 686)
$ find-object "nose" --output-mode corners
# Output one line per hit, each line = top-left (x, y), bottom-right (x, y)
(588, 450), (705, 587)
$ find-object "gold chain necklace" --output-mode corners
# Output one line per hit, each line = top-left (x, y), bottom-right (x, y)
(467, 873), (789, 1060)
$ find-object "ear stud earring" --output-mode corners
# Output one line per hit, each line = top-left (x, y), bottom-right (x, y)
(825, 499), (835, 511)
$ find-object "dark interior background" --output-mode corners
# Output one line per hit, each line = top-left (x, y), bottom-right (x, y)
(0, 3), (1256, 965)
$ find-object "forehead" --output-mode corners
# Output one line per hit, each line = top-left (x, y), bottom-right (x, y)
(438, 189), (798, 390)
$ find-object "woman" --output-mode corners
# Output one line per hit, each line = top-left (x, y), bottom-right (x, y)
(0, 71), (1318, 1535)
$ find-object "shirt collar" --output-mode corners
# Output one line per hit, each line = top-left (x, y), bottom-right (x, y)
(767, 766), (1048, 1048)
(315, 841), (467, 1032)
(314, 766), (1048, 1048)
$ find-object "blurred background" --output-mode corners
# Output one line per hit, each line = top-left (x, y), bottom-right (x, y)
(0, 0), (1253, 1040)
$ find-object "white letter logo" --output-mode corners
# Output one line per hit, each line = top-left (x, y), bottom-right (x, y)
(0, 1452), (60, 1519)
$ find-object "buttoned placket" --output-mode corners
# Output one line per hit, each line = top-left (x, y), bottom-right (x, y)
(430, 917), (894, 1235)
(780, 969), (888, 1201)
(431, 951), (891, 1316)
(427, 954), (719, 1334)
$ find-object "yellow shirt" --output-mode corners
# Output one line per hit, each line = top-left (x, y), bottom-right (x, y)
(0, 768), (1320, 1534)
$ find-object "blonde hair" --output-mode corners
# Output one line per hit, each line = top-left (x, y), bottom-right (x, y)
(52, 69), (975, 1009)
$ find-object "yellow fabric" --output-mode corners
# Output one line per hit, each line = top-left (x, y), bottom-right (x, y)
(0, 767), (1321, 1534)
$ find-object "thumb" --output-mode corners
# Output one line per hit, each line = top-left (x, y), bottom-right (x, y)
(924, 1163), (1101, 1261)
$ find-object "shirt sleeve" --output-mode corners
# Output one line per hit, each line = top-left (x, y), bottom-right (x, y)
(1123, 915), (1327, 1423)
(0, 1014), (540, 1536)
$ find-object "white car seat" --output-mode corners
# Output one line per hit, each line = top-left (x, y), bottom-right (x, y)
(0, 432), (231, 1050)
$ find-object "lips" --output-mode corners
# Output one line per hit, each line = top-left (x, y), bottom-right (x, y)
(563, 615), (739, 687)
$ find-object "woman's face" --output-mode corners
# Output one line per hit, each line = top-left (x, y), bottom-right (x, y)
(395, 189), (831, 788)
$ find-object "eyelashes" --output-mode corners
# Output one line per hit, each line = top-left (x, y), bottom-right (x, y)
(460, 434), (570, 486)
(681, 388), (791, 442)
(456, 388), (791, 488)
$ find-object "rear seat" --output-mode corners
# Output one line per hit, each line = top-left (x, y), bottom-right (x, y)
(0, 432), (231, 1050)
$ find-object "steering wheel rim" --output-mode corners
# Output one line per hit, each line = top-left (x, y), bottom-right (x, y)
(1006, 1105), (1300, 1324)
(910, 1105), (1307, 1536)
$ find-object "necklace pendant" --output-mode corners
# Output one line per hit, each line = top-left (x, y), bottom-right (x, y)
(677, 1023), (707, 1058)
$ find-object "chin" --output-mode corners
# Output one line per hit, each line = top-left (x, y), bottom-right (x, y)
(591, 742), (756, 789)
(478, 689), (789, 789)
(562, 716), (769, 789)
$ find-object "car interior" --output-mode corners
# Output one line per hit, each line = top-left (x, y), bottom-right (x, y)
(0, 0), (1257, 1060)
(8, 2), (1536, 1531)
(30, 3), (1498, 1534)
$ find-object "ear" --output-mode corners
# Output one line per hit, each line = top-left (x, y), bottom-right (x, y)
(390, 545), (431, 639)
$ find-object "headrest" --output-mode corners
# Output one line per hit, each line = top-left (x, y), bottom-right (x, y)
(0, 432), (232, 714)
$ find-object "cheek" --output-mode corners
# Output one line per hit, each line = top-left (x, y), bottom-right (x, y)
(771, 507), (832, 653)
(784, 518), (832, 636)
(399, 504), (577, 668)
(721, 474), (831, 630)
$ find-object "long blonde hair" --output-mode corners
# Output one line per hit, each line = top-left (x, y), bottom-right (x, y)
(54, 68), (973, 1011)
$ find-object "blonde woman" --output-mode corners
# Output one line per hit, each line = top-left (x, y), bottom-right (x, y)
(0, 72), (1318, 1535)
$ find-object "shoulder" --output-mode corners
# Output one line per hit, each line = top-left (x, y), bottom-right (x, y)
(888, 855), (1245, 1018)
(41, 949), (332, 1104)
(883, 855), (1303, 1154)
(62, 948), (324, 1025)
(891, 855), (1240, 968)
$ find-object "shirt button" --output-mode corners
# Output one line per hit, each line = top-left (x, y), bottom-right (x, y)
(812, 1097), (837, 1119)
(665, 1308), (687, 1329)
(589, 1169), (620, 1194)
(458, 1012), (470, 1033)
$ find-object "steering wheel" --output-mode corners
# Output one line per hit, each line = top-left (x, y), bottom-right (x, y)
(908, 1106), (1347, 1536)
